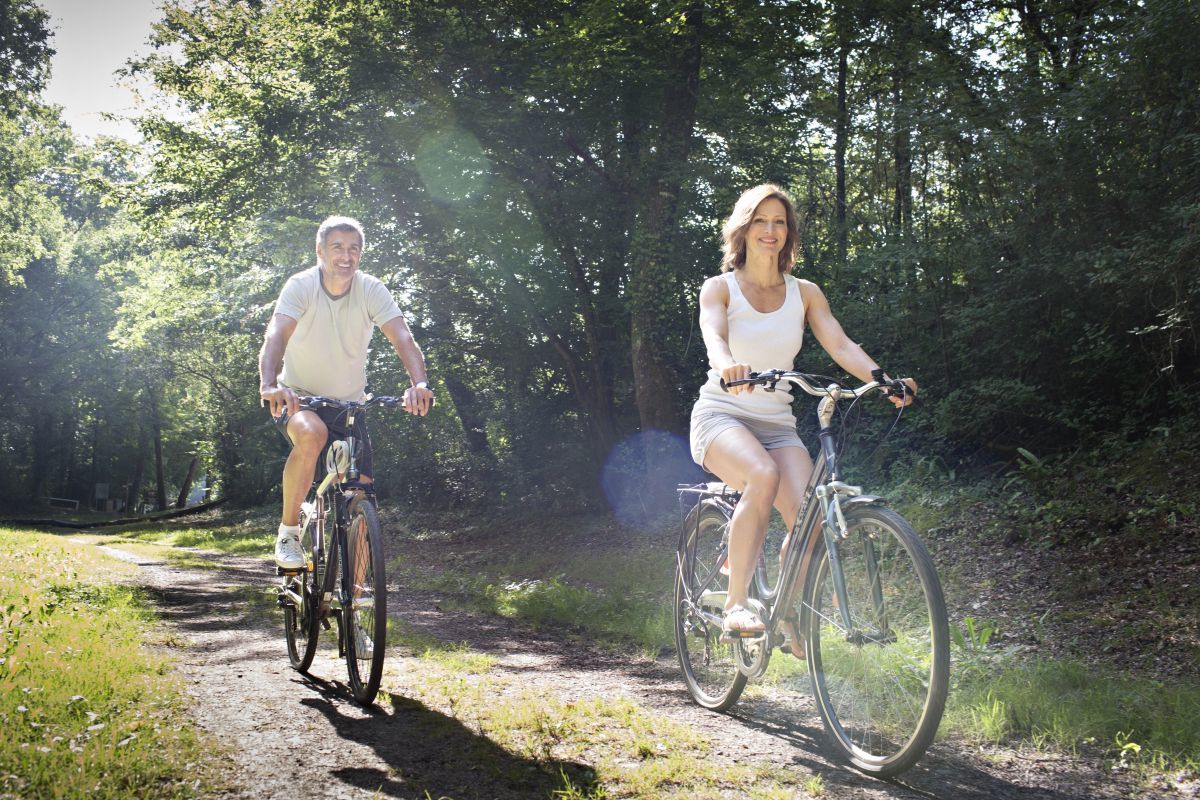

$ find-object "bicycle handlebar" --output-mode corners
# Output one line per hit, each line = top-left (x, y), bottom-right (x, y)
(719, 369), (913, 401)
(296, 394), (435, 412)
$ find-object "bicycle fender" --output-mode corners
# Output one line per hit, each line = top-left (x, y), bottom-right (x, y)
(841, 495), (888, 510)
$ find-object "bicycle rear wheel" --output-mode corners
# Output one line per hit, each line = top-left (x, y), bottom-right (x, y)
(340, 494), (387, 705)
(674, 499), (747, 711)
(283, 567), (318, 671)
(801, 505), (949, 777)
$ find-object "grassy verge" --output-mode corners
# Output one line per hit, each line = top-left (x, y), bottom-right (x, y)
(389, 511), (679, 655)
(397, 566), (675, 656)
(0, 528), (224, 799)
(101, 508), (276, 558)
(948, 643), (1200, 777)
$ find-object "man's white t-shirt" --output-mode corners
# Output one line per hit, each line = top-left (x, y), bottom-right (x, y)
(274, 266), (403, 401)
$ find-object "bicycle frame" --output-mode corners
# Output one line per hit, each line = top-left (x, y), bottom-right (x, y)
(680, 377), (891, 656)
(285, 401), (380, 623)
(675, 371), (946, 776)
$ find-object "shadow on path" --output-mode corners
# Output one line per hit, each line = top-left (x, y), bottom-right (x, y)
(300, 675), (597, 800)
(735, 700), (1098, 800)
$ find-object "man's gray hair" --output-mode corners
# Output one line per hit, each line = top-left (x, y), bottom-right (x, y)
(316, 216), (366, 249)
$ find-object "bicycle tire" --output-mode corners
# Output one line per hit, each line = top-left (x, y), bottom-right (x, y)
(341, 494), (387, 705)
(284, 517), (320, 672)
(283, 568), (319, 671)
(801, 505), (949, 777)
(674, 499), (747, 711)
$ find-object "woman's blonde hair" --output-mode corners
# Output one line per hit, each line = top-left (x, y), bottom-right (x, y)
(720, 184), (798, 273)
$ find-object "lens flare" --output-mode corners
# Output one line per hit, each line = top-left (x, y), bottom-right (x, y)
(601, 429), (705, 529)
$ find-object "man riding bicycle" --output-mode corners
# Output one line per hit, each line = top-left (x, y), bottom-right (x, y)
(258, 216), (434, 569)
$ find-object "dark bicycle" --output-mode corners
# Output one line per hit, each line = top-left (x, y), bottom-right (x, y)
(276, 395), (410, 705)
(674, 369), (949, 777)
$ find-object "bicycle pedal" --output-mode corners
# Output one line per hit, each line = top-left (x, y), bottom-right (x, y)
(276, 566), (306, 576)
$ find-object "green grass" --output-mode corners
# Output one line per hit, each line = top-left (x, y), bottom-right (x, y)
(948, 657), (1200, 773)
(105, 510), (276, 558)
(0, 528), (223, 799)
(391, 546), (677, 655)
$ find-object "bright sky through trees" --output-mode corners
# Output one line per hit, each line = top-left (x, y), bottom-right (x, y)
(40, 0), (162, 141)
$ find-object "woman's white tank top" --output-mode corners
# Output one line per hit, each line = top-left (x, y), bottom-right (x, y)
(692, 270), (806, 424)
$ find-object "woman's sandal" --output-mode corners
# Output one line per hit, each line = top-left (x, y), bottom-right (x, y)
(720, 603), (766, 642)
(778, 613), (806, 660)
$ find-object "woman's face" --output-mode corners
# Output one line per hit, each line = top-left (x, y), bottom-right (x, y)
(746, 197), (788, 262)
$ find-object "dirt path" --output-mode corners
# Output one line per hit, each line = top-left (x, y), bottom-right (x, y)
(103, 543), (1156, 800)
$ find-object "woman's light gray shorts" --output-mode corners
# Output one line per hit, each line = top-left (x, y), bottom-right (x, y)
(689, 408), (805, 468)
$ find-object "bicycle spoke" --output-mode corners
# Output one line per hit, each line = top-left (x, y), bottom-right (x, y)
(675, 500), (746, 710)
(805, 506), (949, 777)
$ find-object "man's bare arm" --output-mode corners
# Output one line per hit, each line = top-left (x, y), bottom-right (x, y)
(259, 313), (300, 416)
(380, 315), (433, 416)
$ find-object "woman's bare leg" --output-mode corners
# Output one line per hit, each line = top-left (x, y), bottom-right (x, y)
(702, 426), (780, 626)
(769, 446), (814, 657)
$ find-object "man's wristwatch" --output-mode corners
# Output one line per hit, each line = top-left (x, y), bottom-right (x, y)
(415, 381), (428, 390)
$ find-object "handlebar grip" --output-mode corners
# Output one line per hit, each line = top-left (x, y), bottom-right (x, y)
(402, 395), (436, 409)
(719, 372), (760, 392)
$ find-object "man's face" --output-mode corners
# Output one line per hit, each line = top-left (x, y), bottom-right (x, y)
(317, 228), (363, 282)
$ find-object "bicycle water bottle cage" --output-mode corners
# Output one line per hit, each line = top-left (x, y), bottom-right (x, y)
(326, 440), (351, 474)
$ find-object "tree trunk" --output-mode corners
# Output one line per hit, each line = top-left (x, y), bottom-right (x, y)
(628, 1), (703, 433)
(834, 29), (850, 274)
(59, 411), (78, 500)
(892, 72), (912, 242)
(129, 431), (146, 514)
(29, 414), (54, 503)
(154, 420), (167, 511)
(87, 418), (100, 510)
(175, 455), (200, 509)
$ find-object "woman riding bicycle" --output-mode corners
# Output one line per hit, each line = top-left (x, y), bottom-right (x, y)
(689, 184), (916, 648)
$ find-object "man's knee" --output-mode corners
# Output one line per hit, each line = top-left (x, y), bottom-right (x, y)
(287, 413), (328, 454)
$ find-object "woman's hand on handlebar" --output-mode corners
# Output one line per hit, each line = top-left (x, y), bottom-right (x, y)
(719, 362), (755, 395)
(403, 383), (434, 416)
(260, 385), (300, 418)
(887, 377), (918, 408)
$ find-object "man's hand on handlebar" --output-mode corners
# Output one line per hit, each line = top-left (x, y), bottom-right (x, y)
(260, 385), (300, 418)
(403, 383), (434, 417)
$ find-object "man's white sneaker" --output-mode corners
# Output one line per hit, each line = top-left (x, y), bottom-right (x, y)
(275, 531), (305, 570)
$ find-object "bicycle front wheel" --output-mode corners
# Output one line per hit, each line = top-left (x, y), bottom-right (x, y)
(801, 505), (949, 777)
(674, 499), (747, 711)
(340, 494), (387, 705)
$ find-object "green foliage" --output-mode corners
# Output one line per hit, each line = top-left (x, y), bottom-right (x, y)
(4, 0), (1200, 516)
(986, 412), (1200, 547)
